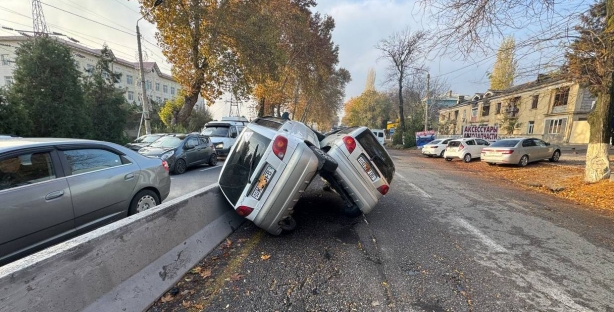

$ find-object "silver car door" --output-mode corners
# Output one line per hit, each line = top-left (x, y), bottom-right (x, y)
(61, 147), (138, 233)
(521, 139), (537, 160)
(534, 139), (550, 160)
(0, 150), (74, 264)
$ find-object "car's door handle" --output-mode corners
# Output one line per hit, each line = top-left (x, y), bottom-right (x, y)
(45, 190), (64, 200)
(124, 173), (135, 180)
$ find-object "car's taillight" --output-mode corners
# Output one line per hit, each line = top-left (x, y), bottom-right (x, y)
(459, 144), (465, 151)
(377, 185), (389, 195)
(431, 146), (437, 148)
(236, 206), (254, 217)
(162, 160), (169, 172)
(272, 136), (288, 160)
(343, 136), (356, 154)
(498, 149), (514, 154)
(481, 149), (491, 154)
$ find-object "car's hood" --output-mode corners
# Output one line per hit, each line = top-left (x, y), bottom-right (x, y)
(138, 146), (175, 156)
(126, 142), (148, 150)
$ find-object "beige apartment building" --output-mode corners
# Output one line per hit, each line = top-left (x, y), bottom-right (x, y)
(438, 73), (595, 144)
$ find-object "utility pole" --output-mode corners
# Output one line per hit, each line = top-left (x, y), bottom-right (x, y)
(136, 25), (152, 135)
(425, 72), (430, 132)
(32, 0), (50, 36)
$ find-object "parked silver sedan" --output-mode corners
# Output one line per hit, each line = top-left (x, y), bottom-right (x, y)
(0, 138), (171, 265)
(480, 138), (561, 167)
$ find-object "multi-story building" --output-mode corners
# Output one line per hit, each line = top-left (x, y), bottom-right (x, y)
(438, 73), (595, 144)
(0, 36), (206, 110)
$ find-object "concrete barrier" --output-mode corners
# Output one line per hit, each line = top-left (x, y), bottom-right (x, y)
(0, 184), (243, 312)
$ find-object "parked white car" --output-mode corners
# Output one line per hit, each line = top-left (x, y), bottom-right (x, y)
(444, 138), (491, 162)
(370, 129), (386, 145)
(421, 138), (453, 157)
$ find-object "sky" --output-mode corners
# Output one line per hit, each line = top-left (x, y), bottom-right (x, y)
(0, 0), (590, 120)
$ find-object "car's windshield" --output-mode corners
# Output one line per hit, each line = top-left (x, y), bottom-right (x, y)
(135, 135), (162, 143)
(202, 126), (230, 137)
(219, 128), (271, 205)
(490, 140), (520, 147)
(428, 140), (442, 145)
(150, 136), (183, 148)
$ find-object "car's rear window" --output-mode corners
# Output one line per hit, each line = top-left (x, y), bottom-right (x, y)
(448, 141), (461, 147)
(219, 129), (271, 205)
(490, 140), (520, 147)
(355, 130), (394, 183)
(253, 118), (285, 130)
(428, 140), (442, 145)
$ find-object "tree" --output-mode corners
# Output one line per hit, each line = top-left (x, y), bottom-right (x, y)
(342, 90), (393, 129)
(0, 88), (31, 136)
(159, 96), (184, 130)
(422, 0), (614, 183)
(83, 46), (129, 143)
(489, 37), (517, 90)
(8, 37), (90, 138)
(365, 68), (376, 91)
(376, 28), (428, 140)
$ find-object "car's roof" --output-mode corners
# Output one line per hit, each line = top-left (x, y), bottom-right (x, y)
(0, 137), (114, 153)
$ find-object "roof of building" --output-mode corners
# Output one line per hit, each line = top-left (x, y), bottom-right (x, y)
(0, 35), (175, 82)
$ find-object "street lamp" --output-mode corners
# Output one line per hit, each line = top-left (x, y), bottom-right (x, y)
(136, 0), (164, 135)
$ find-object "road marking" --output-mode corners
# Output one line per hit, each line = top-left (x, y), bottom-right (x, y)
(395, 172), (406, 180)
(199, 166), (222, 172)
(407, 182), (431, 198)
(456, 218), (507, 253)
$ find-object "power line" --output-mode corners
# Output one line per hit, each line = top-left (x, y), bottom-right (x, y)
(55, 0), (134, 33)
(40, 2), (135, 36)
(111, 0), (140, 14)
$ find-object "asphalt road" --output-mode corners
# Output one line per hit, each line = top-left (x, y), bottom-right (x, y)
(150, 149), (614, 312)
(164, 160), (224, 201)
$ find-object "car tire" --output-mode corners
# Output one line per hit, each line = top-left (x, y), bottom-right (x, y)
(549, 150), (560, 162)
(463, 154), (472, 163)
(487, 162), (496, 166)
(445, 158), (452, 161)
(209, 153), (218, 166)
(310, 146), (338, 173)
(279, 216), (297, 232)
(128, 190), (160, 215)
(174, 159), (187, 174)
(439, 150), (445, 157)
(519, 155), (529, 167)
(342, 204), (362, 218)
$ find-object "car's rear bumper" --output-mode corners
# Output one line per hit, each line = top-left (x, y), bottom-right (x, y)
(444, 151), (463, 159)
(421, 148), (440, 156)
(252, 145), (319, 235)
(481, 153), (521, 164)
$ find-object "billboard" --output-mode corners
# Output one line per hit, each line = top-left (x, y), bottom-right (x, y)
(415, 130), (436, 148)
(462, 125), (498, 140)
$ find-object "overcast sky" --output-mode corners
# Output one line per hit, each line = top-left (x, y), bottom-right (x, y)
(0, 0), (588, 119)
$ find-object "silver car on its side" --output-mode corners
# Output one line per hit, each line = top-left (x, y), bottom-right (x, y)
(480, 138), (561, 166)
(0, 138), (171, 265)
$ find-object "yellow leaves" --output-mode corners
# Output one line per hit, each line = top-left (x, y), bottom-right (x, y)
(261, 254), (271, 260)
(160, 293), (174, 303)
(200, 269), (212, 279)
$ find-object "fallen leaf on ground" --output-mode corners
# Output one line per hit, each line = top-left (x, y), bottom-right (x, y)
(182, 300), (192, 308)
(160, 293), (174, 303)
(261, 254), (271, 260)
(200, 269), (212, 279)
(190, 267), (202, 274)
(229, 273), (244, 281)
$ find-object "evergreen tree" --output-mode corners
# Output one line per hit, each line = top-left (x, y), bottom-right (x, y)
(0, 88), (31, 136)
(9, 37), (90, 138)
(489, 37), (517, 90)
(83, 45), (129, 143)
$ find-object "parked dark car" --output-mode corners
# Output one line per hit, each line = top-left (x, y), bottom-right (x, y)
(125, 133), (169, 151)
(0, 137), (171, 266)
(138, 133), (217, 174)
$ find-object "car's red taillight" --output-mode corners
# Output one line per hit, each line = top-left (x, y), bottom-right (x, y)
(498, 149), (514, 154)
(481, 149), (490, 154)
(162, 160), (169, 172)
(377, 185), (389, 195)
(272, 136), (288, 160)
(343, 136), (356, 154)
(236, 206), (254, 217)
(431, 146), (437, 148)
(459, 144), (465, 151)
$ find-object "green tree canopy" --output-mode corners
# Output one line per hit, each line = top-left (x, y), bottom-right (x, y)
(489, 37), (517, 90)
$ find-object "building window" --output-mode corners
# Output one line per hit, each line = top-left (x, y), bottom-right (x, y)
(482, 105), (490, 116)
(495, 102), (501, 114)
(528, 121), (534, 134)
(4, 76), (13, 87)
(127, 91), (134, 101)
(546, 118), (565, 134)
(1, 54), (9, 66)
(86, 64), (94, 73)
(171, 86), (175, 95)
(146, 81), (152, 90)
(163, 85), (168, 93)
(156, 96), (162, 103)
(155, 82), (160, 91)
(553, 87), (570, 107)
(531, 95), (539, 109)
(126, 75), (133, 85)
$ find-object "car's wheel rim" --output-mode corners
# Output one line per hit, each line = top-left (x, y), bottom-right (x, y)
(464, 155), (471, 162)
(521, 156), (528, 166)
(553, 152), (560, 161)
(176, 160), (186, 173)
(137, 195), (156, 212)
(211, 155), (217, 165)
(440, 151), (444, 157)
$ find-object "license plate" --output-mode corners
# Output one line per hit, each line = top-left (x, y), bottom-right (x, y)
(251, 164), (275, 200)
(357, 154), (379, 182)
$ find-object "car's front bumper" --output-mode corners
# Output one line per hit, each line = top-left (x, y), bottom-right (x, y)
(215, 147), (231, 157)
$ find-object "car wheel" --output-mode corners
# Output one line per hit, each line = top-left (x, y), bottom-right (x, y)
(209, 153), (218, 166)
(487, 162), (496, 166)
(279, 216), (297, 232)
(174, 159), (187, 174)
(439, 150), (445, 157)
(309, 146), (338, 173)
(549, 150), (560, 162)
(463, 154), (472, 163)
(129, 190), (160, 215)
(343, 205), (362, 218)
(519, 155), (529, 167)
(445, 158), (452, 161)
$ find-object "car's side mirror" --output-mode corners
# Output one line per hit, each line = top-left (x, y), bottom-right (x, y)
(230, 132), (237, 139)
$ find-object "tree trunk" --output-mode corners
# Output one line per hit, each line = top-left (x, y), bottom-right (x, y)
(398, 78), (405, 134)
(177, 91), (199, 125)
(584, 0), (614, 183)
(258, 97), (265, 117)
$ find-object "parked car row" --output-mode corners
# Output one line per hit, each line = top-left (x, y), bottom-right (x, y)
(422, 137), (561, 167)
(218, 117), (395, 235)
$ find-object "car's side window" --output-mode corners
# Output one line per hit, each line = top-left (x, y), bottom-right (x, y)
(0, 152), (56, 191)
(442, 139), (450, 144)
(534, 139), (547, 147)
(199, 137), (209, 145)
(64, 149), (123, 175)
(186, 138), (199, 148)
(466, 140), (476, 145)
(476, 139), (488, 145)
(522, 139), (535, 147)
